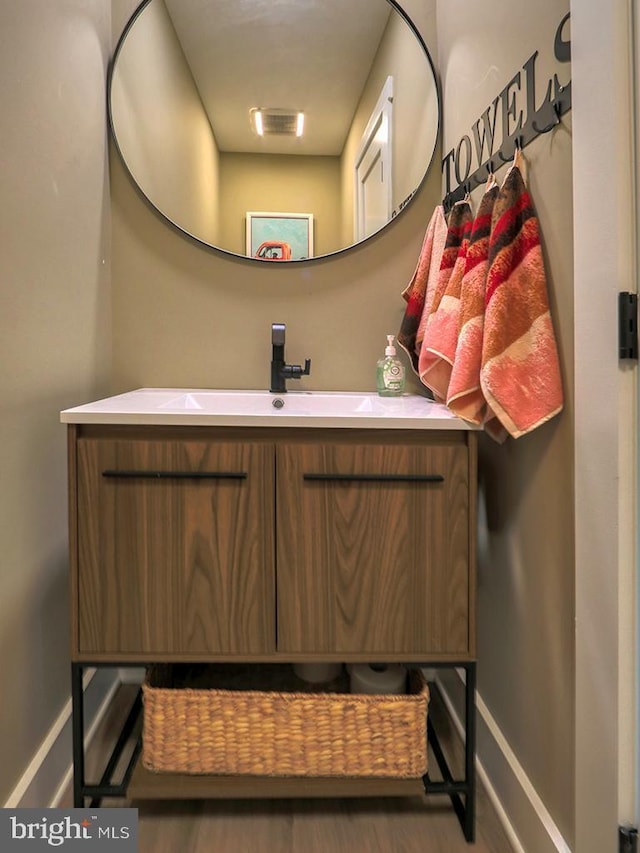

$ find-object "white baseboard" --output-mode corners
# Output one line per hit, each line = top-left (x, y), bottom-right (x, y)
(434, 670), (572, 853)
(4, 668), (119, 808)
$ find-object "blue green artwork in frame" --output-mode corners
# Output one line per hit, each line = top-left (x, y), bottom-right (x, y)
(246, 211), (314, 261)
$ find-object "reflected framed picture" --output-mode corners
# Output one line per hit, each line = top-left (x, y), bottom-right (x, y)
(246, 212), (314, 261)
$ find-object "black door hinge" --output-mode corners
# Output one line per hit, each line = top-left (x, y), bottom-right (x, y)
(619, 292), (638, 359)
(620, 825), (639, 853)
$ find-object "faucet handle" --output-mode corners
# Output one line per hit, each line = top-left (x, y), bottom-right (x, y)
(283, 359), (311, 380)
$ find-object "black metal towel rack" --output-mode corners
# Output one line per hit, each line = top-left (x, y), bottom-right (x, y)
(442, 85), (571, 213)
(442, 10), (572, 213)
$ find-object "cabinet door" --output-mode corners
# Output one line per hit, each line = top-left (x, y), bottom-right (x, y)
(76, 438), (274, 655)
(276, 439), (470, 656)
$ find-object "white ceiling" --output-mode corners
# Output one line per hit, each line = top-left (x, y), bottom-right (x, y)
(163, 0), (393, 156)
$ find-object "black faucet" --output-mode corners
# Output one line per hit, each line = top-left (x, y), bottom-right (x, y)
(270, 323), (311, 393)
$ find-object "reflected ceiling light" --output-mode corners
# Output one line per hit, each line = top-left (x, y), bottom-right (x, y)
(251, 108), (264, 136)
(250, 108), (305, 137)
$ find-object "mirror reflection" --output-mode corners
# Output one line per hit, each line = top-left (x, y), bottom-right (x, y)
(109, 0), (439, 261)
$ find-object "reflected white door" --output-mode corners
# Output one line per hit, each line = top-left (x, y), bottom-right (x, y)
(355, 77), (393, 241)
(357, 130), (388, 239)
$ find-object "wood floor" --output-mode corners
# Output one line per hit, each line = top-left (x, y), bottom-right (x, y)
(60, 681), (515, 853)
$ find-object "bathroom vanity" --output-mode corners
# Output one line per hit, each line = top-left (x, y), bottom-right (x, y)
(62, 389), (478, 840)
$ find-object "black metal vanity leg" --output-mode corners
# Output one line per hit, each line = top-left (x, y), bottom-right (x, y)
(422, 662), (477, 843)
(71, 663), (85, 808)
(463, 662), (477, 843)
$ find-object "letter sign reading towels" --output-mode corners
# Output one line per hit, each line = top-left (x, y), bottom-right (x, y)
(442, 12), (571, 208)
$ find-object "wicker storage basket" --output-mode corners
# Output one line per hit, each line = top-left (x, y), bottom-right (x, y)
(142, 664), (429, 778)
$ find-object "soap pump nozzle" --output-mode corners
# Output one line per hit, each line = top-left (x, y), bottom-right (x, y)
(385, 335), (397, 356)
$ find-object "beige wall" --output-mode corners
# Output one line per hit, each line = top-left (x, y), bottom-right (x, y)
(111, 4), (441, 395)
(110, 0), (220, 244)
(110, 151), (441, 392)
(435, 0), (575, 846)
(218, 153), (342, 257)
(0, 0), (111, 804)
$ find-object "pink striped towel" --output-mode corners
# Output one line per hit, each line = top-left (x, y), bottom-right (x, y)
(480, 151), (563, 440)
(446, 182), (500, 425)
(397, 205), (448, 374)
(418, 201), (473, 401)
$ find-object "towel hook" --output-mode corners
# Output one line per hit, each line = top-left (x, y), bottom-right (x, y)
(499, 136), (523, 163)
(532, 102), (562, 134)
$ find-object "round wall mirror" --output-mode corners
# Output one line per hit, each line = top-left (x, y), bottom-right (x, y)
(109, 0), (440, 261)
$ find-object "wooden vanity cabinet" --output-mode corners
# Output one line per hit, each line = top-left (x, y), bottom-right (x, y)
(276, 436), (473, 657)
(72, 426), (275, 658)
(69, 425), (476, 662)
(67, 413), (477, 831)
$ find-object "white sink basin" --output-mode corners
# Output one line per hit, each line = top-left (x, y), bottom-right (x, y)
(158, 390), (395, 416)
(61, 388), (475, 430)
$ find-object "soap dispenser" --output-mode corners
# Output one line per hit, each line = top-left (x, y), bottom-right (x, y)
(377, 335), (405, 397)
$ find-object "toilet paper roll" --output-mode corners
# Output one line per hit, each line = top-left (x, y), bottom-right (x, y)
(349, 663), (407, 695)
(293, 662), (343, 684)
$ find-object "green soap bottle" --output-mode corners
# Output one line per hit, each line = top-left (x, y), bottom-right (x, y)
(376, 335), (405, 397)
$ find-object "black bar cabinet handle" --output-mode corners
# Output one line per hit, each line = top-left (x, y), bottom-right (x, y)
(102, 470), (247, 480)
(302, 473), (444, 483)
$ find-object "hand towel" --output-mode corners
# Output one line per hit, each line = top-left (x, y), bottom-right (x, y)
(397, 205), (448, 374)
(418, 200), (473, 401)
(480, 152), (563, 440)
(446, 182), (500, 425)
(416, 202), (472, 356)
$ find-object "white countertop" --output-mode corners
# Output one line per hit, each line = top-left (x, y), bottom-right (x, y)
(60, 388), (476, 430)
